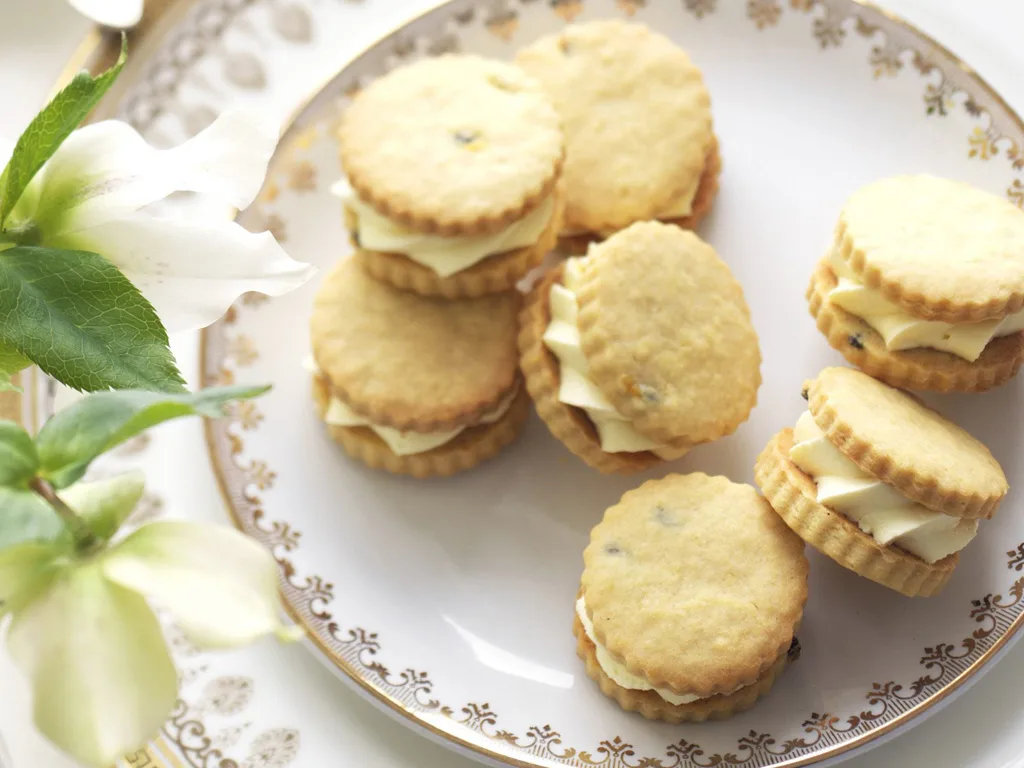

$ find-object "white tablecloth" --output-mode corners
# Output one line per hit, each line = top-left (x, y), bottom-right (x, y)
(2, 1), (1024, 766)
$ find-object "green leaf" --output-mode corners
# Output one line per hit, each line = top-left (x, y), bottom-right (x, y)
(7, 559), (178, 768)
(0, 420), (39, 486)
(0, 487), (63, 549)
(0, 340), (29, 392)
(37, 384), (270, 488)
(60, 471), (145, 542)
(0, 36), (127, 228)
(0, 246), (186, 393)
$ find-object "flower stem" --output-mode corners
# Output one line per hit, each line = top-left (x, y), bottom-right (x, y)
(29, 477), (99, 553)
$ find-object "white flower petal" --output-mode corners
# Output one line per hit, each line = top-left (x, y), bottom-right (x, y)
(59, 214), (315, 333)
(67, 0), (144, 28)
(37, 111), (279, 235)
(102, 521), (301, 648)
(7, 561), (177, 768)
(0, 542), (56, 612)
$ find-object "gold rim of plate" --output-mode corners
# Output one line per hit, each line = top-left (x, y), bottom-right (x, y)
(31, 1), (1024, 767)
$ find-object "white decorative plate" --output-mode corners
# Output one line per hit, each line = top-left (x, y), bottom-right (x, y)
(61, 0), (1024, 766)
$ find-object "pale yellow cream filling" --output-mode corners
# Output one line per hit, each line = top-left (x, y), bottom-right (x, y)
(575, 597), (709, 705)
(789, 411), (977, 563)
(827, 250), (1024, 362)
(542, 257), (678, 458)
(332, 180), (555, 278)
(307, 358), (516, 456)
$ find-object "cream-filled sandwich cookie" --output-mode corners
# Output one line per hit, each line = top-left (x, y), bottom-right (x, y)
(755, 367), (1008, 597)
(809, 175), (1024, 391)
(575, 473), (808, 722)
(337, 54), (565, 298)
(310, 259), (527, 477)
(519, 222), (760, 473)
(516, 20), (718, 252)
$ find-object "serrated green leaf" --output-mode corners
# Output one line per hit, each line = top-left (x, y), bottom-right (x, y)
(0, 341), (29, 392)
(0, 420), (39, 486)
(0, 487), (63, 549)
(37, 385), (270, 488)
(60, 472), (145, 542)
(0, 246), (186, 393)
(0, 37), (127, 229)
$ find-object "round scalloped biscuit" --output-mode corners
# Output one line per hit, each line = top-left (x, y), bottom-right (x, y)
(754, 429), (957, 597)
(573, 615), (789, 723)
(339, 54), (563, 236)
(580, 473), (807, 699)
(349, 180), (566, 298)
(310, 258), (520, 431)
(576, 222), (761, 446)
(838, 175), (1024, 323)
(517, 266), (666, 474)
(807, 367), (1008, 518)
(807, 258), (1024, 392)
(558, 137), (722, 254)
(312, 375), (528, 478)
(515, 20), (712, 234)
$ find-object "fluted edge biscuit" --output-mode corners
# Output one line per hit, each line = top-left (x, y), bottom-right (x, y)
(581, 474), (807, 695)
(351, 181), (565, 298)
(755, 429), (956, 597)
(340, 55), (564, 236)
(313, 375), (528, 478)
(310, 259), (521, 431)
(806, 367), (1008, 519)
(574, 615), (788, 723)
(576, 222), (760, 445)
(835, 175), (1024, 323)
(807, 259), (1024, 392)
(557, 137), (721, 255)
(517, 266), (663, 474)
(515, 20), (711, 234)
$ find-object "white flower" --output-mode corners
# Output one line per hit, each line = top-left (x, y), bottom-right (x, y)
(3, 519), (301, 768)
(67, 0), (144, 28)
(102, 521), (303, 647)
(4, 111), (314, 333)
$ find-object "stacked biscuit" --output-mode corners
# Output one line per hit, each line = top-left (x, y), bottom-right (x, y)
(519, 222), (760, 474)
(311, 23), (743, 480)
(751, 176), (1018, 599)
(807, 175), (1024, 392)
(309, 54), (565, 477)
(755, 367), (1006, 597)
(307, 18), (1018, 727)
(575, 474), (807, 722)
(515, 20), (720, 252)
